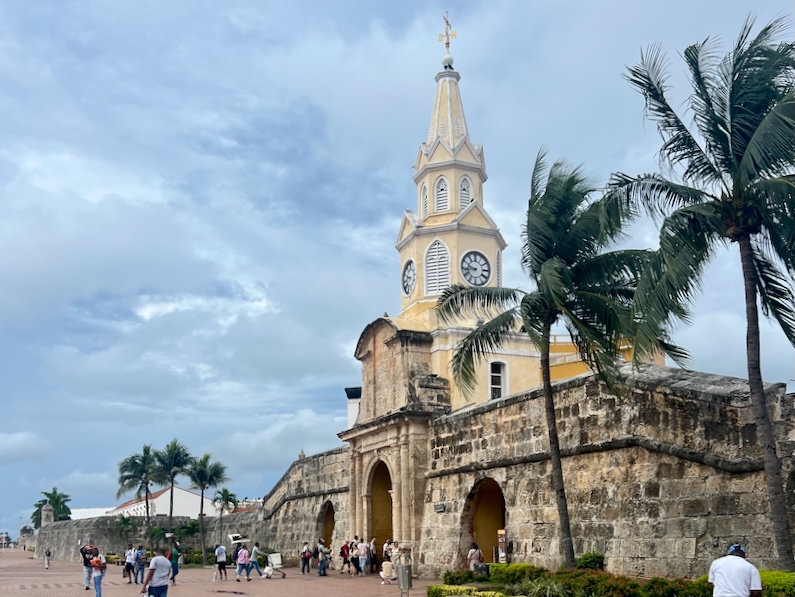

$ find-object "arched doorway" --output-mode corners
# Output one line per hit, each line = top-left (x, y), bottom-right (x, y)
(461, 477), (506, 564)
(369, 460), (393, 555)
(317, 501), (335, 546)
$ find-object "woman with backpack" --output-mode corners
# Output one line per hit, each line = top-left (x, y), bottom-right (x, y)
(299, 541), (311, 574)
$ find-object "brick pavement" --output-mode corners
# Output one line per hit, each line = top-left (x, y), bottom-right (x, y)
(0, 548), (438, 597)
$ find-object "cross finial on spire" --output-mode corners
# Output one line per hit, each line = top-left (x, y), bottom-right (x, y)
(439, 11), (456, 52)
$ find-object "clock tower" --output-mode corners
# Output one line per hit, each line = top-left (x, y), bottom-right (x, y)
(396, 51), (506, 329)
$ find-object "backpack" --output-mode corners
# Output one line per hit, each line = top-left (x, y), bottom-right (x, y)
(339, 546), (345, 557)
(232, 545), (240, 561)
(312, 546), (319, 559)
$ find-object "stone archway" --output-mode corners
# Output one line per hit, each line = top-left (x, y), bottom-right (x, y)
(369, 460), (393, 554)
(317, 500), (335, 546)
(460, 477), (506, 564)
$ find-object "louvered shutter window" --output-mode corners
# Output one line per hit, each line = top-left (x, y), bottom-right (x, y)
(459, 177), (472, 209)
(435, 178), (449, 212)
(425, 240), (450, 294)
(421, 185), (428, 218)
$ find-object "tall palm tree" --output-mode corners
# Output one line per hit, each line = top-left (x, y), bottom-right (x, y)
(117, 444), (161, 546)
(154, 439), (194, 532)
(437, 151), (673, 568)
(213, 488), (238, 545)
(187, 453), (228, 564)
(611, 16), (795, 570)
(31, 487), (72, 528)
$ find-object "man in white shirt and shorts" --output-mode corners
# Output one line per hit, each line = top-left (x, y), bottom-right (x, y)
(140, 546), (172, 596)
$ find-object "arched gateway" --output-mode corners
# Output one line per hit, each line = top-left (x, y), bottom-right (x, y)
(369, 460), (393, 553)
(460, 478), (506, 564)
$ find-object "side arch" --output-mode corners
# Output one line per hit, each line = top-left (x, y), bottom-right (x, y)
(459, 477), (506, 566)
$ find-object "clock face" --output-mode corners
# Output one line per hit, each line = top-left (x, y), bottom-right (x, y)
(402, 260), (416, 295)
(461, 251), (491, 286)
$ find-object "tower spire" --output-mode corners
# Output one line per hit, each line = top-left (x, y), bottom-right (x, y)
(439, 11), (456, 53)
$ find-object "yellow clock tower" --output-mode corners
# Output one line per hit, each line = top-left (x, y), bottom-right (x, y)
(396, 51), (507, 330)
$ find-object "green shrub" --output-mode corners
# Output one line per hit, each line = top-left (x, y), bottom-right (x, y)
(514, 576), (567, 597)
(427, 585), (478, 597)
(554, 569), (642, 597)
(575, 552), (605, 570)
(444, 570), (475, 585)
(642, 577), (711, 597)
(489, 563), (547, 585)
(761, 571), (795, 597)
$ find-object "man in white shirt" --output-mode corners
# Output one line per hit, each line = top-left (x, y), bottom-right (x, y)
(124, 543), (136, 584)
(140, 546), (171, 596)
(215, 544), (228, 581)
(708, 544), (762, 597)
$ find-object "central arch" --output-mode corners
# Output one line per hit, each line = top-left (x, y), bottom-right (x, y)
(317, 500), (335, 547)
(369, 460), (393, 556)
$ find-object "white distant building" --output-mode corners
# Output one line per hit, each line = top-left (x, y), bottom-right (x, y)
(71, 507), (115, 520)
(108, 487), (221, 519)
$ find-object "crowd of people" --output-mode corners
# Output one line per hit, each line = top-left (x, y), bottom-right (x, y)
(297, 535), (406, 584)
(54, 538), (763, 597)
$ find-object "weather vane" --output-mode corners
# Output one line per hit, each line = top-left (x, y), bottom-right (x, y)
(438, 11), (456, 51)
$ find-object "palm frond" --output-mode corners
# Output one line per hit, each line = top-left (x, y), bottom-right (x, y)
(750, 243), (795, 345)
(752, 176), (795, 273)
(451, 308), (522, 395)
(608, 172), (713, 219)
(625, 45), (724, 186)
(683, 37), (733, 176)
(739, 93), (795, 186)
(571, 249), (652, 293)
(436, 284), (522, 324)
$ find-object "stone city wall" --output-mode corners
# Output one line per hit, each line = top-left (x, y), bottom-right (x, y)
(419, 368), (794, 578)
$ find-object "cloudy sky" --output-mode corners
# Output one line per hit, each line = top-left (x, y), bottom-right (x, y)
(1, 1), (792, 536)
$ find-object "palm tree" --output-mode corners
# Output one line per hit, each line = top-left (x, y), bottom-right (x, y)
(31, 487), (72, 528)
(611, 16), (795, 570)
(154, 439), (194, 532)
(213, 488), (238, 545)
(436, 151), (675, 568)
(117, 444), (161, 546)
(114, 514), (137, 543)
(187, 453), (228, 564)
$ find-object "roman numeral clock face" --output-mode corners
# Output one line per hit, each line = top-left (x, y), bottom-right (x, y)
(461, 251), (490, 286)
(402, 260), (416, 295)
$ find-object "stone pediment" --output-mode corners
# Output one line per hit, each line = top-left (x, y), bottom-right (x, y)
(396, 211), (419, 245)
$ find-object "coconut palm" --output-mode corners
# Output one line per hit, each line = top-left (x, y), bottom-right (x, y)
(187, 453), (228, 564)
(117, 444), (161, 545)
(114, 514), (137, 543)
(31, 487), (72, 529)
(213, 488), (238, 545)
(611, 16), (795, 570)
(437, 151), (675, 568)
(154, 439), (194, 532)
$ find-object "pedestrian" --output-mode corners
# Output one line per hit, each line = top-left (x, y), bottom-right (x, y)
(80, 543), (95, 590)
(134, 545), (147, 584)
(369, 537), (378, 573)
(357, 537), (368, 576)
(382, 539), (392, 563)
(350, 540), (361, 576)
(299, 541), (311, 574)
(44, 547), (51, 569)
(215, 543), (228, 580)
(124, 543), (136, 584)
(467, 542), (484, 571)
(339, 540), (350, 574)
(89, 546), (107, 597)
(140, 546), (170, 596)
(167, 542), (180, 584)
(380, 558), (397, 584)
(316, 539), (329, 576)
(249, 542), (266, 578)
(236, 543), (251, 582)
(708, 544), (762, 597)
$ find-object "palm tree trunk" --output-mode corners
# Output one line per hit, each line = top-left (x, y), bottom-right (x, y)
(541, 322), (576, 568)
(169, 479), (175, 532)
(738, 237), (795, 571)
(199, 489), (207, 565)
(145, 488), (153, 552)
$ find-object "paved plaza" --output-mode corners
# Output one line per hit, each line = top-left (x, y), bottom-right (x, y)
(0, 549), (438, 596)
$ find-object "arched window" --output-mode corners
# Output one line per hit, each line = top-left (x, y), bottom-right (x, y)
(421, 185), (428, 218)
(459, 177), (472, 209)
(435, 177), (449, 212)
(490, 362), (506, 399)
(425, 240), (451, 295)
